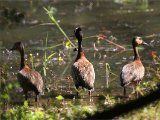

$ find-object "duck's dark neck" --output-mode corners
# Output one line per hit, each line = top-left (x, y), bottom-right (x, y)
(133, 45), (140, 60)
(75, 38), (84, 61)
(78, 39), (82, 53)
(20, 49), (25, 70)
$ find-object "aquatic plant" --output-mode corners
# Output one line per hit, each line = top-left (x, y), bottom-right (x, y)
(43, 7), (75, 48)
(29, 53), (34, 70)
(42, 33), (56, 78)
(105, 63), (110, 88)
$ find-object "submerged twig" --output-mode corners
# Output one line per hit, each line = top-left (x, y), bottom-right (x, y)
(143, 33), (159, 38)
(83, 34), (125, 50)
(83, 35), (97, 40)
(32, 43), (63, 51)
(104, 38), (125, 50)
(38, 23), (55, 26)
(109, 50), (125, 59)
(30, 23), (56, 28)
(97, 34), (125, 50)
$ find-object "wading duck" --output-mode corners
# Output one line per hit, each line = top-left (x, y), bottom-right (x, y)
(120, 36), (148, 97)
(10, 42), (43, 103)
(71, 27), (95, 97)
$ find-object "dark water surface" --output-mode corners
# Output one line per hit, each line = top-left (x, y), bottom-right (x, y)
(0, 0), (160, 107)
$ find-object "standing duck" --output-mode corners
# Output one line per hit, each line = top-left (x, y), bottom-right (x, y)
(120, 36), (148, 97)
(71, 27), (95, 97)
(10, 42), (43, 103)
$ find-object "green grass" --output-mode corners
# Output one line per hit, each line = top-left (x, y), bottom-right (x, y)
(0, 101), (97, 120)
(120, 100), (160, 120)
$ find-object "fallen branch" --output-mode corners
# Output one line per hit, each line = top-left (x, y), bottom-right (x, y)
(84, 34), (126, 50)
(104, 38), (126, 50)
(97, 34), (125, 50)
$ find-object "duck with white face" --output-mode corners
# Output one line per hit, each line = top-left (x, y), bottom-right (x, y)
(120, 36), (148, 97)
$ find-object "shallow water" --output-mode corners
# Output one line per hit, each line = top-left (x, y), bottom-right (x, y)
(0, 0), (160, 107)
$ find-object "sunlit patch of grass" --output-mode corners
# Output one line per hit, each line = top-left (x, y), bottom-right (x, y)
(0, 63), (19, 109)
(103, 94), (116, 106)
(0, 100), (97, 120)
(1, 101), (45, 120)
(120, 100), (160, 120)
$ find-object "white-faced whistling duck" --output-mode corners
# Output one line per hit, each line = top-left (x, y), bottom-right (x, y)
(71, 27), (95, 97)
(10, 42), (43, 103)
(120, 36), (148, 97)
